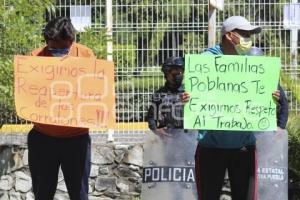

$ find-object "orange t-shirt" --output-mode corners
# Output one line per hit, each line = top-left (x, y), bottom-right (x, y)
(31, 43), (96, 137)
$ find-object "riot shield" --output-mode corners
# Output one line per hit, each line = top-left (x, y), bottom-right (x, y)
(255, 130), (288, 200)
(142, 129), (288, 200)
(142, 129), (198, 200)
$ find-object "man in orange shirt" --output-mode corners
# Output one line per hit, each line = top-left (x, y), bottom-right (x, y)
(28, 17), (95, 200)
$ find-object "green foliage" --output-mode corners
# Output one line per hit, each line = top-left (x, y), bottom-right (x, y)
(116, 76), (164, 92)
(288, 114), (300, 177)
(281, 73), (300, 177)
(113, 0), (204, 66)
(113, 44), (137, 77)
(0, 0), (55, 112)
(114, 76), (164, 122)
(0, 58), (13, 109)
(79, 28), (137, 77)
(0, 0), (54, 56)
(280, 72), (300, 106)
(79, 28), (108, 59)
(0, 0), (298, 125)
(180, 32), (206, 54)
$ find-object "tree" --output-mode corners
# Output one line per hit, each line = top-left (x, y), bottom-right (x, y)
(0, 0), (54, 114)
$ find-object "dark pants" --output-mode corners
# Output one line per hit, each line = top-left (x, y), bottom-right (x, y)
(28, 129), (91, 200)
(195, 144), (257, 200)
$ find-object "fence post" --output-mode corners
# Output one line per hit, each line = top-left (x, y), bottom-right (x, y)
(208, 0), (224, 47)
(106, 0), (114, 142)
(106, 0), (113, 62)
(208, 4), (216, 48)
(291, 0), (298, 79)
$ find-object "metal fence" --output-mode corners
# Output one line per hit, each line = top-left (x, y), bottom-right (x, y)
(1, 0), (299, 131)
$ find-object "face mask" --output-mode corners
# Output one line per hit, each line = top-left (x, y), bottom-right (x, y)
(234, 37), (252, 55)
(174, 74), (183, 84)
(173, 74), (183, 87)
(48, 48), (70, 57)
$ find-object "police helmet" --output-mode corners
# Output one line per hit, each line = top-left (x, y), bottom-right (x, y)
(162, 57), (184, 74)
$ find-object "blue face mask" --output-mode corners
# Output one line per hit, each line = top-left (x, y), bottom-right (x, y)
(48, 48), (70, 57)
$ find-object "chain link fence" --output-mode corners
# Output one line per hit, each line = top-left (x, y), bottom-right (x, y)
(0, 0), (299, 127)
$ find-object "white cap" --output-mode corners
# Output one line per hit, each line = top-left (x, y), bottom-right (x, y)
(221, 16), (262, 36)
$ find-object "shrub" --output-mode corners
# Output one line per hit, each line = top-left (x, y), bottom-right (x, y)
(288, 113), (300, 177)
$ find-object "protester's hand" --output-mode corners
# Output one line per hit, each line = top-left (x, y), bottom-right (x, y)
(154, 128), (172, 137)
(226, 32), (240, 45)
(60, 54), (69, 60)
(272, 90), (280, 102)
(275, 127), (286, 139)
(277, 127), (284, 132)
(181, 92), (190, 104)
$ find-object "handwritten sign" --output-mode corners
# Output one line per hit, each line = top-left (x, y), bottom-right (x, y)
(14, 55), (116, 128)
(184, 54), (281, 131)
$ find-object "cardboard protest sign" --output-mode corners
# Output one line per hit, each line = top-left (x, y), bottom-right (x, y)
(14, 55), (116, 128)
(184, 54), (281, 131)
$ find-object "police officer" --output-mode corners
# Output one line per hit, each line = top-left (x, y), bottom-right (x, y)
(147, 56), (185, 136)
